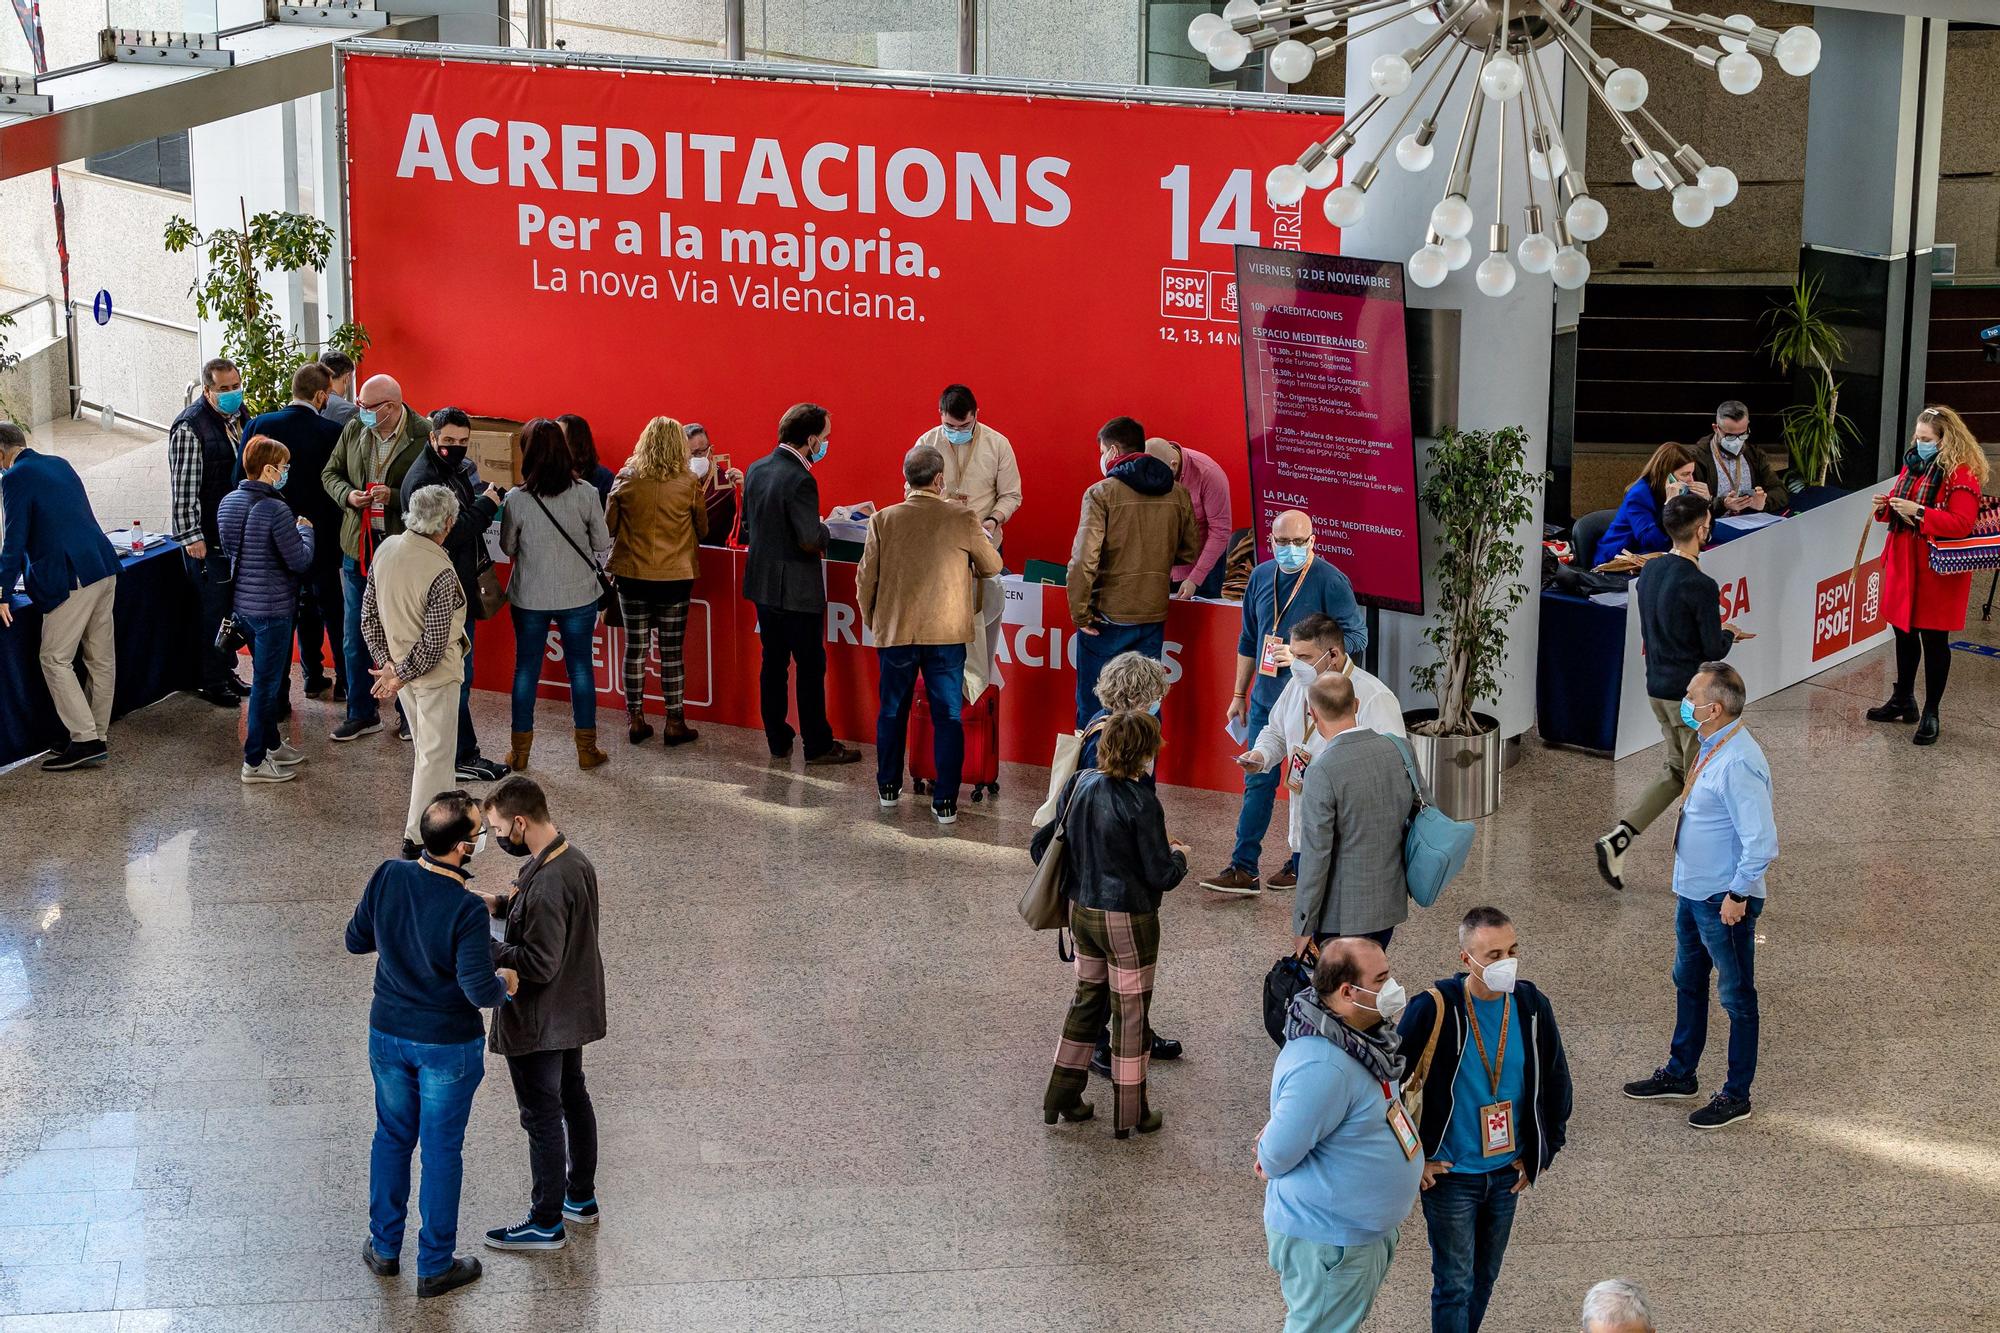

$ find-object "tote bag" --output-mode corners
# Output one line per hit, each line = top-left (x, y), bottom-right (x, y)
(1032, 718), (1107, 826)
(1387, 736), (1475, 908)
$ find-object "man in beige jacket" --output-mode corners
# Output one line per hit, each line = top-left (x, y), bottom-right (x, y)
(363, 485), (470, 861)
(1067, 415), (1200, 727)
(857, 444), (1004, 825)
(910, 383), (1023, 543)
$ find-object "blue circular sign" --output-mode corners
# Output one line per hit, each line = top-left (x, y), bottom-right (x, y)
(92, 289), (112, 326)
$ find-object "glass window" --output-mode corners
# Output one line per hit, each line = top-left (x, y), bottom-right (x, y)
(84, 134), (192, 195)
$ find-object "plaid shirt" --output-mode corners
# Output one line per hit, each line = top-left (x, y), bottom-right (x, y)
(361, 566), (465, 683)
(167, 410), (243, 544)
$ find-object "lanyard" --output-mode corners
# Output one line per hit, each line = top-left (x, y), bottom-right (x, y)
(1715, 442), (1749, 495)
(1464, 992), (1510, 1097)
(1272, 563), (1308, 632)
(1681, 720), (1743, 801)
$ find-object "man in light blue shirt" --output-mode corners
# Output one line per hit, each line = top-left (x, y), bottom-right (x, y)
(1259, 938), (1424, 1332)
(1623, 661), (1776, 1130)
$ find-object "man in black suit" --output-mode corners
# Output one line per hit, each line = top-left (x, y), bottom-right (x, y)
(247, 363), (347, 699)
(740, 403), (860, 765)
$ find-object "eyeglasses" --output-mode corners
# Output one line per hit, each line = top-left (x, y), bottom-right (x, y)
(1272, 536), (1312, 548)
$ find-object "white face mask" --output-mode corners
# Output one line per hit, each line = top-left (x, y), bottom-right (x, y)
(1718, 432), (1747, 456)
(1352, 977), (1407, 1022)
(689, 456), (711, 479)
(1468, 955), (1519, 993)
(1289, 657), (1317, 685)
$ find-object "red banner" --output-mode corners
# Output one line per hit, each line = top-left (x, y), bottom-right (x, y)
(471, 551), (1249, 794)
(342, 53), (1342, 566)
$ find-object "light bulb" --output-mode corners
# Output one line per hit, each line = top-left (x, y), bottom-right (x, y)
(1409, 245), (1449, 289)
(1269, 39), (1316, 85)
(1305, 154), (1339, 190)
(1222, 0), (1259, 19)
(1395, 133), (1435, 173)
(1187, 12), (1226, 52)
(1776, 25), (1821, 76)
(1718, 51), (1763, 94)
(1517, 232), (1558, 274)
(1369, 52), (1413, 96)
(1265, 163), (1308, 207)
(1208, 29), (1251, 72)
(1566, 195), (1608, 242)
(1529, 144), (1570, 182)
(1698, 164), (1739, 207)
(1628, 0), (1672, 33)
(1480, 54), (1525, 101)
(1442, 233), (1472, 271)
(1431, 193), (1474, 239)
(1323, 184), (1366, 227)
(1552, 245), (1592, 290)
(1631, 154), (1665, 191)
(1605, 66), (1649, 113)
(1476, 253), (1518, 297)
(1672, 183), (1715, 227)
(1413, 2), (1442, 25)
(1719, 13), (1754, 54)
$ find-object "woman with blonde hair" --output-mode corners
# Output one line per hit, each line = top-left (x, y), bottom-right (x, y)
(606, 416), (709, 746)
(1869, 404), (1992, 745)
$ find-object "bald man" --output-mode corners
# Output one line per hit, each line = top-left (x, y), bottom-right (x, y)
(1202, 508), (1371, 897)
(323, 372), (433, 741)
(1144, 437), (1232, 599)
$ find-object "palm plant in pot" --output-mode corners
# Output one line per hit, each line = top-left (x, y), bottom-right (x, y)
(1762, 274), (1857, 491)
(1407, 424), (1544, 820)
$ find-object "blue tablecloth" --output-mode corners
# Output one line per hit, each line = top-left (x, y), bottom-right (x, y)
(1536, 588), (1625, 752)
(1, 541), (202, 767)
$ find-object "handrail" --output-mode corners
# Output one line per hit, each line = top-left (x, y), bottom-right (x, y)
(64, 301), (198, 336)
(0, 293), (59, 342)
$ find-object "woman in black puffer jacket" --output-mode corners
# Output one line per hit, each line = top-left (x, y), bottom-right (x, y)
(1031, 710), (1188, 1140)
(217, 435), (316, 782)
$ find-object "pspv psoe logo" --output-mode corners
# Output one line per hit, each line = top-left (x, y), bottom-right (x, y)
(1811, 559), (1885, 660)
(1160, 268), (1240, 323)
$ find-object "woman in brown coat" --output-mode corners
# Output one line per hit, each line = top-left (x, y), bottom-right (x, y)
(606, 417), (708, 745)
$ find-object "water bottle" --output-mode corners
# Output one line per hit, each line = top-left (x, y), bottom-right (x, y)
(129, 519), (144, 554)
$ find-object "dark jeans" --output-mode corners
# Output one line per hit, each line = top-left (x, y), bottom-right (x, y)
(876, 643), (966, 803)
(236, 611), (293, 767)
(183, 549), (237, 692)
(1667, 892), (1762, 1100)
(341, 556), (378, 722)
(295, 557), (346, 689)
(1421, 1167), (1520, 1333)
(1231, 693), (1278, 872)
(756, 604), (832, 757)
(505, 1047), (597, 1228)
(1892, 625), (1951, 712)
(1074, 619), (1164, 729)
(510, 604), (598, 732)
(367, 1029), (484, 1278)
(456, 615), (480, 762)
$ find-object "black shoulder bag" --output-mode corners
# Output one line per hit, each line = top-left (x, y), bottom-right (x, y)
(527, 489), (621, 629)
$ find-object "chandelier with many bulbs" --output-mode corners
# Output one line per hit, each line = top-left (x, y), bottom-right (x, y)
(1187, 0), (1822, 295)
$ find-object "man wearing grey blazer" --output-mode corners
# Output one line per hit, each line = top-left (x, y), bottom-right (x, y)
(1291, 672), (1420, 952)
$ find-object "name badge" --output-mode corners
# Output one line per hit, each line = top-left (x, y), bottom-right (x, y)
(1258, 635), (1286, 677)
(1480, 1100), (1515, 1157)
(1285, 746), (1312, 792)
(369, 503), (387, 532)
(1386, 1097), (1421, 1160)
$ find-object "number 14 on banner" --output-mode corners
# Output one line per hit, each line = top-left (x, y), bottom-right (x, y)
(1160, 166), (1261, 262)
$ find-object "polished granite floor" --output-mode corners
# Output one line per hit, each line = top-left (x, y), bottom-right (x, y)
(2, 595), (1999, 1332)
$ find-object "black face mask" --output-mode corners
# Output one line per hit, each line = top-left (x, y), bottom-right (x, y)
(439, 444), (468, 465)
(494, 821), (530, 857)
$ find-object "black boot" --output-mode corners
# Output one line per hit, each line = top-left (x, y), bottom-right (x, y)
(1865, 692), (1918, 724)
(1914, 711), (1940, 746)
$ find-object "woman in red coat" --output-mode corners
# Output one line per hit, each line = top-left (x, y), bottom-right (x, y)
(1867, 404), (1991, 745)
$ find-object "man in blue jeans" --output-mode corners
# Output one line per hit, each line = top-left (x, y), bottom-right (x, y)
(1203, 508), (1369, 896)
(1623, 661), (1776, 1130)
(1065, 416), (1199, 728)
(1398, 907), (1573, 1332)
(856, 444), (1004, 825)
(345, 791), (517, 1298)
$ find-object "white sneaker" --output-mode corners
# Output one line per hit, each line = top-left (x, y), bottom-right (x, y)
(240, 758), (299, 785)
(269, 742), (307, 767)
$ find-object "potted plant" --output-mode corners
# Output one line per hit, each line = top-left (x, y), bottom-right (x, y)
(1761, 274), (1857, 490)
(163, 201), (369, 415)
(1406, 423), (1544, 820)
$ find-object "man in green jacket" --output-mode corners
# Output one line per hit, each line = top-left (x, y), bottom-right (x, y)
(322, 373), (430, 740)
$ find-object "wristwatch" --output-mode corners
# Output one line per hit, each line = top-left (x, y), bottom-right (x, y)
(1727, 891), (1749, 904)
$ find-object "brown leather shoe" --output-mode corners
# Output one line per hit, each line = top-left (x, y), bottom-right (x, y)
(661, 708), (699, 746)
(1266, 866), (1298, 890)
(574, 728), (608, 770)
(1198, 865), (1262, 896)
(627, 709), (654, 745)
(804, 741), (862, 766)
(506, 731), (533, 772)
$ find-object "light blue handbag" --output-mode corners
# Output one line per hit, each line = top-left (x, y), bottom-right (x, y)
(1388, 736), (1475, 908)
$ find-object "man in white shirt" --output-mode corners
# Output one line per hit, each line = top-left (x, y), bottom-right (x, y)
(911, 384), (1023, 546)
(1234, 613), (1403, 888)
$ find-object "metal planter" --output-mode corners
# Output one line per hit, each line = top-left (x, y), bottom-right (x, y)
(1402, 710), (1504, 821)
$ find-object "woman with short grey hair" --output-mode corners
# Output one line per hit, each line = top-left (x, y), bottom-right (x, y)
(1081, 650), (1169, 773)
(1580, 1277), (1655, 1332)
(403, 481), (459, 538)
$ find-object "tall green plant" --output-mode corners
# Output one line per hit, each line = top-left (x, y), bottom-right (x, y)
(162, 202), (369, 415)
(0, 309), (20, 426)
(1409, 424), (1545, 738)
(1761, 274), (1852, 487)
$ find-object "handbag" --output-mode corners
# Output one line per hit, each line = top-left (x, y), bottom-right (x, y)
(1021, 772), (1093, 932)
(1388, 736), (1475, 909)
(1032, 718), (1108, 826)
(1927, 534), (2000, 574)
(1263, 950), (1315, 1047)
(1399, 986), (1447, 1125)
(472, 550), (508, 620)
(528, 490), (620, 627)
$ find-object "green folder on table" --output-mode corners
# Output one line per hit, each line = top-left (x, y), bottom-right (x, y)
(1022, 559), (1068, 586)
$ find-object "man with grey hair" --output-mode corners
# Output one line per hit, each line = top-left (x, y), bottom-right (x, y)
(1695, 398), (1783, 517)
(856, 442), (1003, 825)
(363, 485), (469, 861)
(1580, 1277), (1656, 1332)
(1623, 660), (1775, 1131)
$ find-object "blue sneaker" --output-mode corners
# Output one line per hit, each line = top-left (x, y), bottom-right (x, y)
(562, 1196), (599, 1226)
(483, 1218), (566, 1251)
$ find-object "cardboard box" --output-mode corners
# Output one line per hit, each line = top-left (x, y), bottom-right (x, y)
(468, 416), (523, 489)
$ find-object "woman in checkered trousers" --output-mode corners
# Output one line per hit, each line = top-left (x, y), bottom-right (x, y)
(1032, 710), (1189, 1138)
(606, 417), (710, 746)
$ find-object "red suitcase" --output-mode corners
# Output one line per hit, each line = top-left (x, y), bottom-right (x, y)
(910, 684), (1001, 801)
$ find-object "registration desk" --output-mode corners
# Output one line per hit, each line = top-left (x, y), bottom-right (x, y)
(1, 541), (201, 769)
(1536, 485), (1888, 758)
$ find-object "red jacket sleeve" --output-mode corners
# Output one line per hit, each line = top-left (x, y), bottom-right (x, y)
(1920, 469), (1982, 541)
